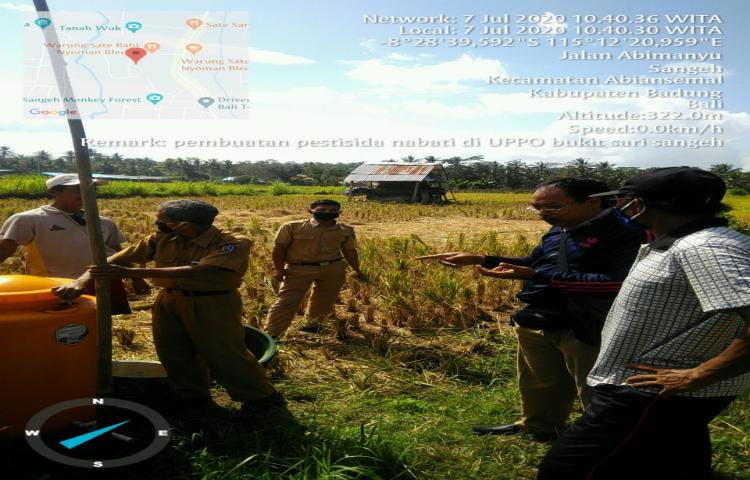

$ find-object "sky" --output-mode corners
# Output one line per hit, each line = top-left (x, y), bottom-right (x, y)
(1, 0), (749, 169)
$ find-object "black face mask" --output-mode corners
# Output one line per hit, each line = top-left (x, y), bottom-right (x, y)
(313, 212), (339, 221)
(155, 220), (173, 233)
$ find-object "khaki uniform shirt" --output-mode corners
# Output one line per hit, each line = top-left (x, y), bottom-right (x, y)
(0, 205), (126, 278)
(274, 219), (356, 263)
(108, 226), (250, 291)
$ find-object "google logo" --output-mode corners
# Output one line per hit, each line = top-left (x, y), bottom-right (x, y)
(28, 108), (78, 116)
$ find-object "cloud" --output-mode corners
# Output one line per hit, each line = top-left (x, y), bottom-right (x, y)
(386, 53), (413, 62)
(345, 54), (507, 95)
(403, 90), (639, 118)
(0, 2), (34, 12)
(249, 48), (314, 65)
(359, 39), (378, 54)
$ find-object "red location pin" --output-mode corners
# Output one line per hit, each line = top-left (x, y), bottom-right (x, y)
(125, 47), (147, 64)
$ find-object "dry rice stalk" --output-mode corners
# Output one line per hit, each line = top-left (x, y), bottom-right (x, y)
(346, 296), (358, 313)
(113, 327), (136, 347)
(334, 317), (347, 340)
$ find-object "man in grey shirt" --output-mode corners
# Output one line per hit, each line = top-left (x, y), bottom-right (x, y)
(0, 174), (148, 313)
(538, 167), (750, 479)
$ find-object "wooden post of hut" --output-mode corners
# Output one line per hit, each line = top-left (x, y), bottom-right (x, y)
(411, 181), (420, 203)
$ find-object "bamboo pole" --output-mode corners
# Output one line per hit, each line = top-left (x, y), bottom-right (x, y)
(32, 0), (113, 397)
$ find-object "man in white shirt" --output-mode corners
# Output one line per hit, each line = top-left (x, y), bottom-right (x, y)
(538, 167), (750, 480)
(0, 174), (145, 312)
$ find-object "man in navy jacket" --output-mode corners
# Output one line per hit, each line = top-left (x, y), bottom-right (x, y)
(419, 178), (647, 439)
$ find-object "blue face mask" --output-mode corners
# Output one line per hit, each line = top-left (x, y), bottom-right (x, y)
(612, 207), (633, 225)
(616, 198), (647, 226)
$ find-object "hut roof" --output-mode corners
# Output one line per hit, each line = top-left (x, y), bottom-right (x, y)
(344, 163), (448, 183)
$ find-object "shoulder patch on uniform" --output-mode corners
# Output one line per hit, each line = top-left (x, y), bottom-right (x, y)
(50, 224), (65, 231)
(218, 243), (237, 254)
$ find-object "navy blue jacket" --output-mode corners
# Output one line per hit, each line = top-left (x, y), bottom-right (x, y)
(483, 208), (648, 315)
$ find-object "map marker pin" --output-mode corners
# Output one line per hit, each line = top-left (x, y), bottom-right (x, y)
(185, 43), (203, 54)
(198, 97), (215, 109)
(143, 42), (160, 53)
(146, 93), (164, 105)
(186, 18), (203, 30)
(34, 18), (51, 29)
(125, 21), (142, 33)
(125, 47), (147, 64)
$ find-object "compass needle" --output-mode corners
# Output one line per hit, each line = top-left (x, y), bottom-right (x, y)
(59, 420), (130, 449)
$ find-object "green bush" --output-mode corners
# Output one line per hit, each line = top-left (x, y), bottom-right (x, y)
(271, 181), (292, 196)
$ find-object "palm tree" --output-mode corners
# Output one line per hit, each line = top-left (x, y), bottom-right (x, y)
(564, 158), (594, 178)
(207, 159), (221, 180)
(34, 150), (52, 174)
(0, 146), (16, 170)
(711, 163), (744, 189)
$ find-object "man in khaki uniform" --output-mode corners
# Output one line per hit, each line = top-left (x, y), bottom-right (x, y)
(265, 199), (362, 338)
(55, 199), (281, 413)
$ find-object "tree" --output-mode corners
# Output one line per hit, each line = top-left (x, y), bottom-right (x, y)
(207, 159), (221, 180)
(33, 150), (52, 174)
(0, 146), (17, 170)
(528, 161), (557, 186)
(504, 159), (526, 189)
(711, 163), (745, 190)
(563, 158), (594, 178)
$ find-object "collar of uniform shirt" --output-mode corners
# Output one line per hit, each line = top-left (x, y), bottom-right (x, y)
(309, 218), (337, 228)
(184, 225), (219, 247)
(165, 225), (218, 246)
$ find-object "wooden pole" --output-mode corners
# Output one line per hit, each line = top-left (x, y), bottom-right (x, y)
(32, 0), (113, 397)
(411, 181), (420, 203)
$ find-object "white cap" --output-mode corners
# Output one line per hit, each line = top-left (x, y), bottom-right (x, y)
(45, 174), (108, 189)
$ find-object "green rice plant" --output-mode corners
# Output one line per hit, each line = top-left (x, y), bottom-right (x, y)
(271, 181), (292, 196)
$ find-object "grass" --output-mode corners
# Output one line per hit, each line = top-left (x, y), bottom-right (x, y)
(0, 175), (345, 198)
(1, 192), (749, 479)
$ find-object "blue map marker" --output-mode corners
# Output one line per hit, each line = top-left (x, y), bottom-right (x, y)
(125, 21), (142, 33)
(146, 93), (164, 105)
(34, 18), (51, 29)
(59, 420), (130, 449)
(198, 97), (215, 108)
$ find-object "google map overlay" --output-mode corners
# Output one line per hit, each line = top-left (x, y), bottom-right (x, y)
(23, 11), (250, 120)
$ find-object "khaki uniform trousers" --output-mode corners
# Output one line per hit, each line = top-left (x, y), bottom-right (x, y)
(152, 289), (275, 401)
(265, 261), (346, 337)
(514, 325), (600, 436)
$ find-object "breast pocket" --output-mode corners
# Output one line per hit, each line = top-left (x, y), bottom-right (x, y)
(153, 250), (177, 267)
(292, 232), (317, 256)
(320, 230), (346, 257)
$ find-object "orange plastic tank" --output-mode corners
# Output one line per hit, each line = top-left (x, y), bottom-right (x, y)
(0, 275), (97, 437)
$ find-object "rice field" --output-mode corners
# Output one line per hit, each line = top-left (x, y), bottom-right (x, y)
(1, 192), (748, 479)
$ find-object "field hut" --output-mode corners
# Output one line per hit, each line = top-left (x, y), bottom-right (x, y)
(344, 163), (454, 203)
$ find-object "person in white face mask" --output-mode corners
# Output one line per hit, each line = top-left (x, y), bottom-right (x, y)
(539, 167), (750, 480)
